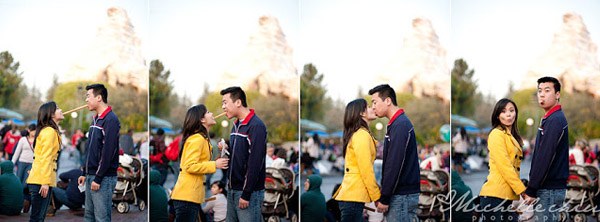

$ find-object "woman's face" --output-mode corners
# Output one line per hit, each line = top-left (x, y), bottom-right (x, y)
(498, 102), (516, 128)
(53, 106), (65, 122)
(361, 106), (377, 122)
(202, 110), (217, 127)
(29, 130), (36, 138)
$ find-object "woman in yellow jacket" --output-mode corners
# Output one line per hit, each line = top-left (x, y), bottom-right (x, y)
(334, 98), (381, 222)
(479, 98), (532, 222)
(171, 104), (229, 222)
(27, 101), (64, 222)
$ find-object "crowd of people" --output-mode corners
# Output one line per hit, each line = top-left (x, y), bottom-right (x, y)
(0, 83), (149, 222)
(149, 86), (300, 222)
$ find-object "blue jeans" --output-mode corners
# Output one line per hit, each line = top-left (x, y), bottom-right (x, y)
(18, 162), (32, 201)
(28, 184), (52, 222)
(17, 162), (32, 186)
(53, 188), (83, 210)
(533, 189), (565, 222)
(386, 193), (419, 222)
(84, 175), (117, 222)
(339, 201), (365, 222)
(226, 189), (264, 222)
(479, 196), (518, 222)
(173, 200), (201, 222)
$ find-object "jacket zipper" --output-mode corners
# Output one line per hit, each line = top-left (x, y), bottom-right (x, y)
(539, 122), (566, 187)
(228, 122), (240, 189)
(85, 117), (98, 175)
(392, 127), (413, 193)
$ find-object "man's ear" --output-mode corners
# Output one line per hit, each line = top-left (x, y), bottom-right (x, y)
(234, 99), (242, 108)
(556, 91), (561, 101)
(385, 97), (392, 106)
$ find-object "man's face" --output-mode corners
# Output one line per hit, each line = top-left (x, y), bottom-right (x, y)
(221, 93), (238, 119)
(537, 82), (560, 110)
(85, 89), (100, 111)
(371, 92), (388, 118)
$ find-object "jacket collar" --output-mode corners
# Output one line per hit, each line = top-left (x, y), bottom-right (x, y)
(94, 106), (112, 120)
(543, 105), (562, 119)
(235, 109), (255, 126)
(388, 109), (405, 126)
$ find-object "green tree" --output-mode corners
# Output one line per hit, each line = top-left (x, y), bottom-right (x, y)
(451, 59), (477, 116)
(19, 85), (44, 121)
(149, 59), (173, 117)
(50, 81), (147, 133)
(203, 90), (298, 144)
(301, 63), (327, 121)
(0, 51), (25, 109)
(46, 74), (59, 101)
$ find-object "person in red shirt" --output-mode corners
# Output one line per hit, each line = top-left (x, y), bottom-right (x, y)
(3, 125), (21, 161)
(71, 129), (83, 147)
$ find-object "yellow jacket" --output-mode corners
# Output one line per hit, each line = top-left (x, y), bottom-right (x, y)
(480, 127), (526, 200)
(27, 127), (60, 187)
(171, 133), (217, 204)
(334, 128), (381, 203)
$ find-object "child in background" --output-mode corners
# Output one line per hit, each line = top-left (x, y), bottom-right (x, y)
(203, 181), (227, 222)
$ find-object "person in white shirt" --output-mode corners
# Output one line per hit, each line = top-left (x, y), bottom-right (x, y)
(203, 181), (227, 222)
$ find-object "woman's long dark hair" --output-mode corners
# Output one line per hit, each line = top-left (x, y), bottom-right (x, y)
(342, 99), (370, 157)
(33, 101), (60, 149)
(179, 104), (209, 160)
(491, 98), (524, 147)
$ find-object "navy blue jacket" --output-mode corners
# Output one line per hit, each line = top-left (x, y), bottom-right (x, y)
(84, 106), (121, 184)
(525, 105), (569, 197)
(228, 109), (267, 201)
(380, 109), (420, 205)
(60, 169), (85, 206)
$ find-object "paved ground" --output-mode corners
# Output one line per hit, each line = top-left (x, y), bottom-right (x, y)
(0, 149), (148, 222)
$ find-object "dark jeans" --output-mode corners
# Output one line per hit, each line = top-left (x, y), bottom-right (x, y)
(479, 196), (518, 222)
(28, 184), (52, 222)
(338, 201), (365, 222)
(53, 188), (83, 210)
(173, 200), (201, 222)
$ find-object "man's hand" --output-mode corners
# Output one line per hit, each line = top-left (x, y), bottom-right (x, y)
(376, 202), (389, 213)
(91, 181), (101, 191)
(239, 198), (249, 209)
(521, 193), (536, 205)
(78, 176), (86, 185)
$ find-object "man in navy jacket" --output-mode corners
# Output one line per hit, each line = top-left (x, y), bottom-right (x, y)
(369, 84), (420, 222)
(77, 84), (120, 222)
(220, 86), (267, 222)
(524, 77), (569, 222)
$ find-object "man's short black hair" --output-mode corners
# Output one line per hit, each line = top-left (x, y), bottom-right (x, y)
(157, 128), (165, 136)
(368, 84), (398, 106)
(537, 76), (561, 93)
(85, 84), (108, 103)
(220, 86), (247, 107)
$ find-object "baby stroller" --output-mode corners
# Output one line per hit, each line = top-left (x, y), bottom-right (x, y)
(562, 165), (600, 222)
(113, 154), (147, 213)
(417, 169), (450, 222)
(262, 167), (297, 222)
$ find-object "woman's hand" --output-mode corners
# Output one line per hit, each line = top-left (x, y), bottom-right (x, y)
(215, 158), (229, 169)
(40, 184), (50, 198)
